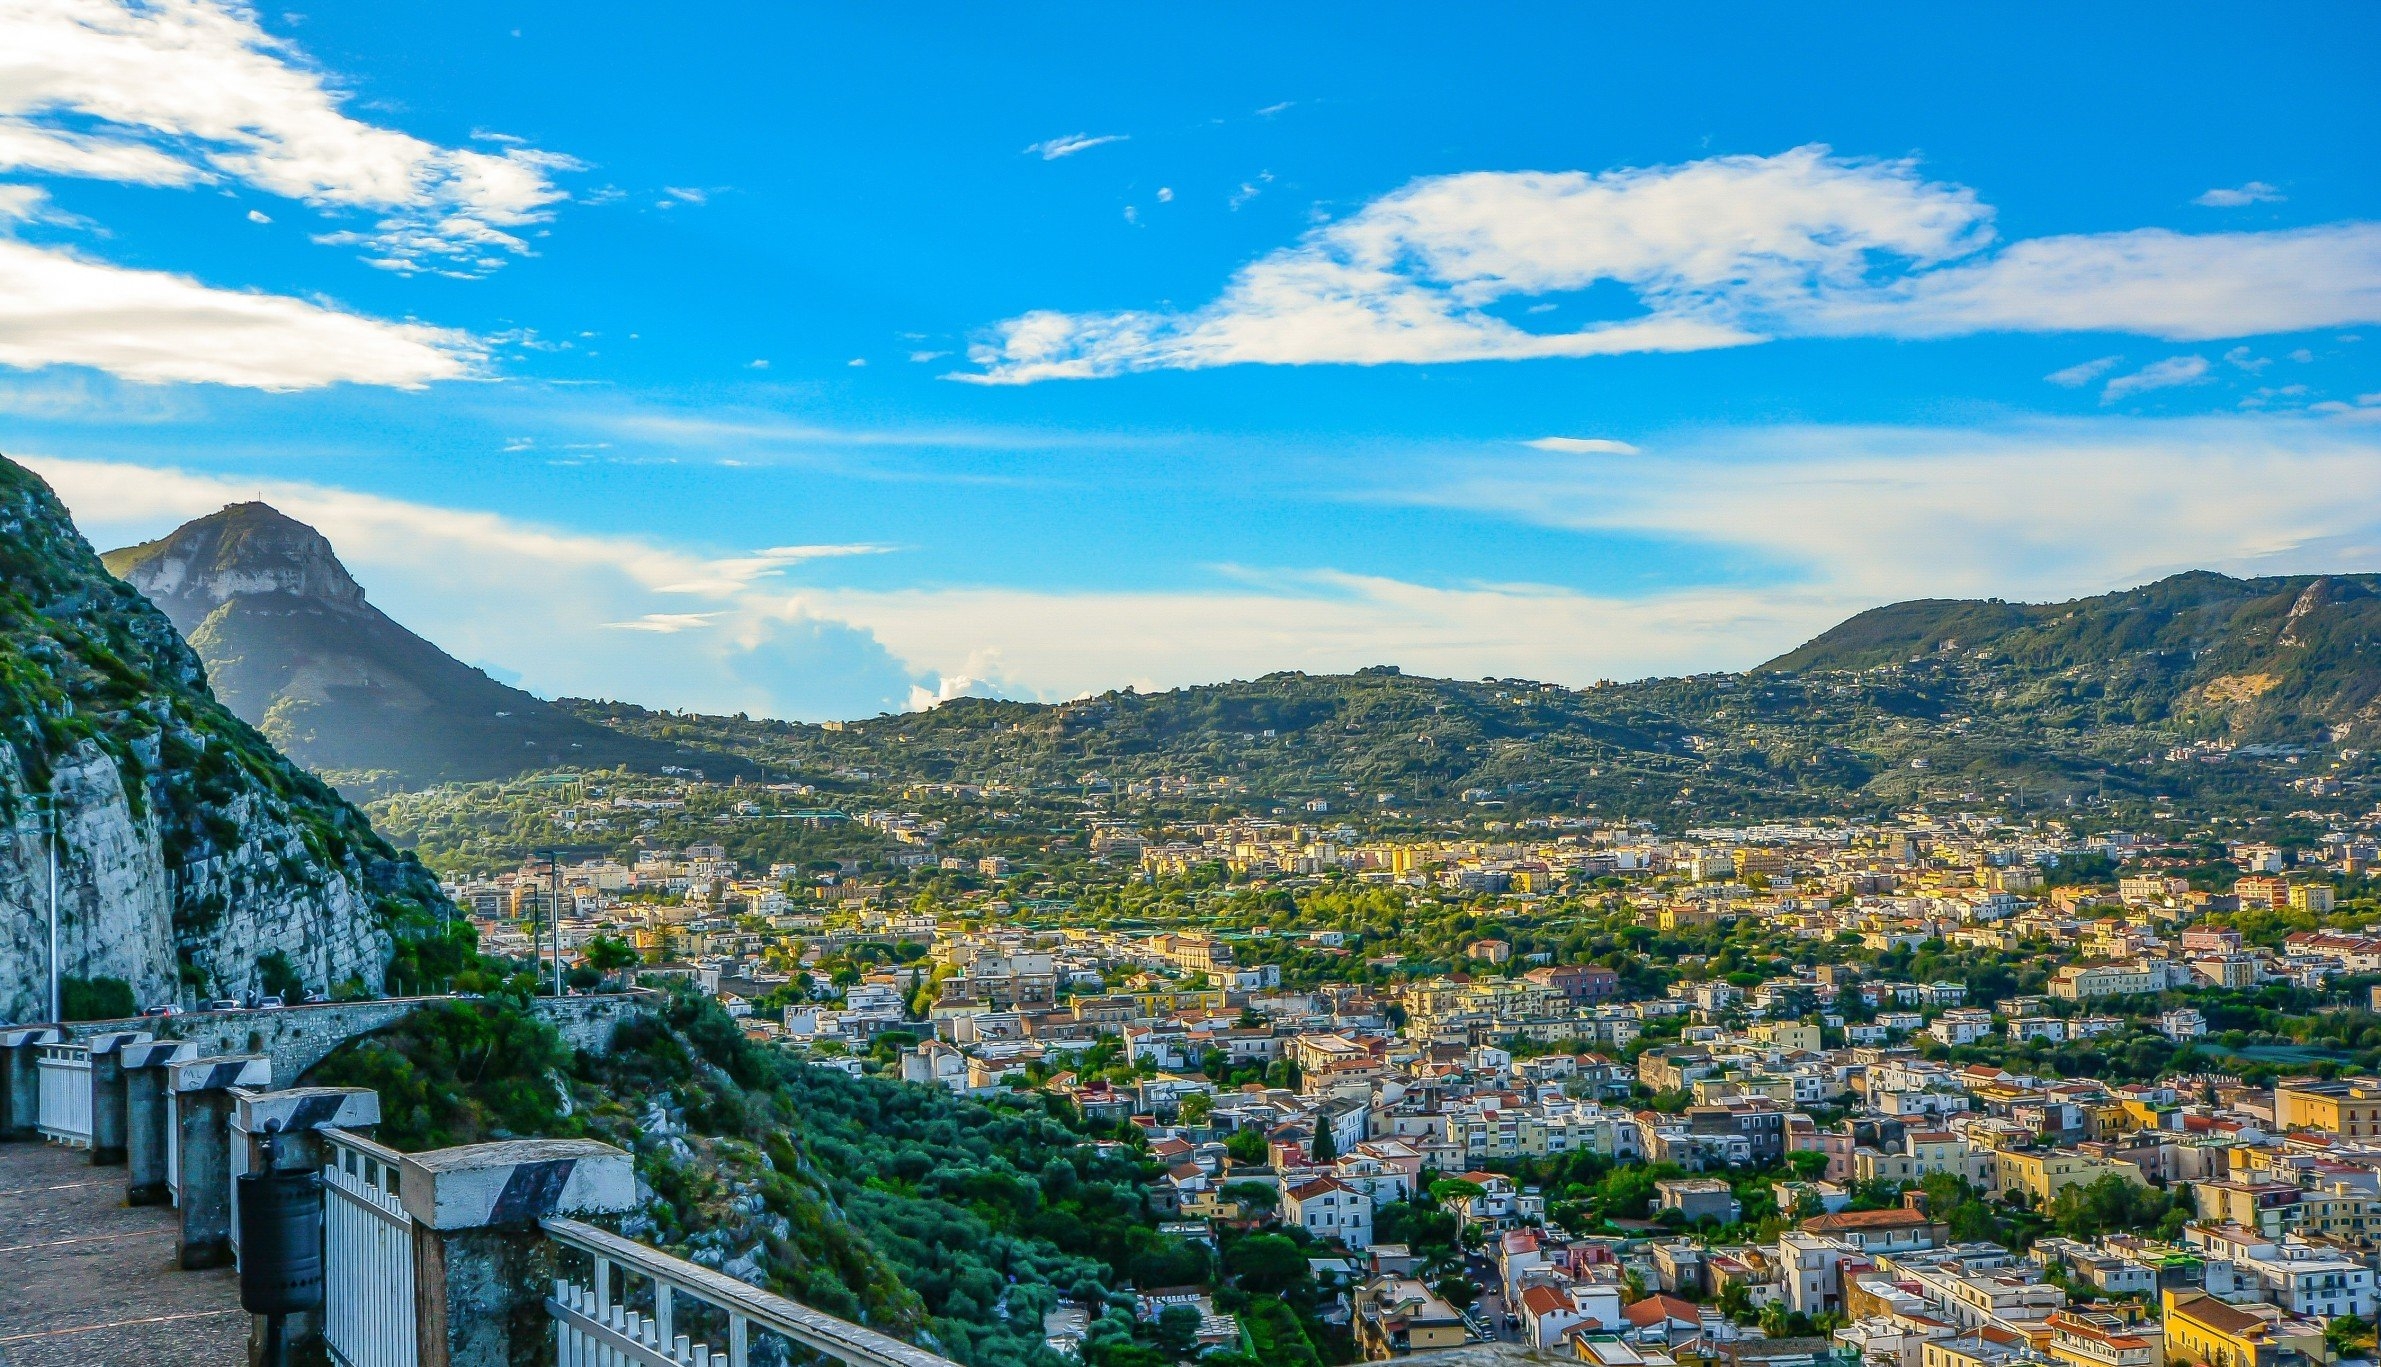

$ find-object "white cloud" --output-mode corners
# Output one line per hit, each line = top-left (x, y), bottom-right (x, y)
(965, 146), (2381, 383)
(0, 226), (477, 387)
(2045, 355), (2122, 387)
(29, 414), (2381, 717)
(2101, 355), (2209, 402)
(245, 207), (270, 224)
(0, 0), (576, 274)
(1386, 416), (2381, 608)
(1155, 187), (1173, 203)
(603, 612), (722, 633)
(2195, 181), (2284, 208)
(1023, 133), (1127, 161)
(31, 454), (928, 717)
(2223, 345), (2269, 373)
(1524, 436), (1640, 455)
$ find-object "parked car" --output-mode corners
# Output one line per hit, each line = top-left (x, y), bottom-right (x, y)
(204, 999), (242, 1012)
(246, 993), (285, 1010)
(300, 991), (330, 1005)
(141, 1003), (179, 1017)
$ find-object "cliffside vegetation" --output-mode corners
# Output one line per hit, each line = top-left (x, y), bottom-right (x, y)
(0, 455), (450, 1013)
(308, 989), (1196, 1367)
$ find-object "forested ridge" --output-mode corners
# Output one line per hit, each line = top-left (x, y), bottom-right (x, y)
(565, 571), (2381, 826)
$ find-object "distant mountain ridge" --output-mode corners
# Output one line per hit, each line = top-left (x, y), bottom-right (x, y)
(104, 503), (747, 794)
(1762, 571), (2381, 739)
(564, 571), (2381, 824)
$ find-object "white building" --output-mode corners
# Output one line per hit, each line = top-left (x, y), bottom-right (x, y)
(1282, 1176), (1373, 1250)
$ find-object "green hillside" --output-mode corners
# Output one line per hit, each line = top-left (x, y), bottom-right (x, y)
(1764, 572), (2381, 740)
(559, 572), (2381, 826)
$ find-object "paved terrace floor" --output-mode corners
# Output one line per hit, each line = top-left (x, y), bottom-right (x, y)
(0, 1141), (245, 1367)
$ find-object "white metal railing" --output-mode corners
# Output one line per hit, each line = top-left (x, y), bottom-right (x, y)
(545, 1217), (967, 1367)
(321, 1128), (418, 1367)
(36, 1043), (90, 1146)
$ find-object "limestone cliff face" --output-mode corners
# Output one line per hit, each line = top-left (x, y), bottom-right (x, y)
(0, 458), (442, 1020)
(104, 502), (368, 632)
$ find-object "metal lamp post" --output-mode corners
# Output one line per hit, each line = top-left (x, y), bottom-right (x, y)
(16, 793), (61, 1021)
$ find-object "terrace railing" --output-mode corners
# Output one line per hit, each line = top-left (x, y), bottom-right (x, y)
(545, 1217), (966, 1367)
(321, 1127), (418, 1367)
(35, 1042), (90, 1146)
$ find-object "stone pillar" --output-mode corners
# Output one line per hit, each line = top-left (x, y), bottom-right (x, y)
(82, 1029), (152, 1165)
(235, 1087), (382, 1367)
(122, 1039), (195, 1205)
(0, 1026), (61, 1140)
(399, 1139), (635, 1367)
(168, 1054), (270, 1270)
(233, 1086), (382, 1180)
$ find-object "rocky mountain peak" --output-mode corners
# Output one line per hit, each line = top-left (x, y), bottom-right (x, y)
(102, 501), (366, 635)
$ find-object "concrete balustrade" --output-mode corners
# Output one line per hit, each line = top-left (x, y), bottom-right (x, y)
(167, 1053), (270, 1269)
(398, 1138), (637, 1367)
(80, 1029), (152, 1164)
(0, 1005), (948, 1367)
(120, 1038), (195, 1204)
(0, 1025), (61, 1140)
(231, 1085), (383, 1366)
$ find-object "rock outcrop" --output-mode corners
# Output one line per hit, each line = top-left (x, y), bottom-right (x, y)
(103, 503), (749, 796)
(1, 457), (442, 1018)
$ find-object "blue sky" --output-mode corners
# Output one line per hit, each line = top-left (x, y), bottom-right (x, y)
(5, 3), (2380, 718)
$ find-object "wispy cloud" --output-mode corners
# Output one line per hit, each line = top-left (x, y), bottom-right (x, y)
(2195, 181), (2284, 208)
(1382, 415), (2381, 608)
(2223, 346), (2270, 374)
(1023, 133), (1128, 161)
(1524, 437), (1640, 455)
(604, 612), (723, 633)
(2101, 355), (2210, 402)
(964, 146), (2381, 384)
(0, 0), (577, 277)
(2045, 355), (2122, 387)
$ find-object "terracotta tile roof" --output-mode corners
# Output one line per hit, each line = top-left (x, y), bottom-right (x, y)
(1800, 1208), (1935, 1232)
(1519, 1285), (1576, 1318)
(1624, 1294), (1702, 1327)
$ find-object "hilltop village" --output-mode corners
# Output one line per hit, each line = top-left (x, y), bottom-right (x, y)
(413, 769), (2381, 1367)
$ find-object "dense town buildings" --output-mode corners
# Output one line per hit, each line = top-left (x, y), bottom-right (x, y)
(436, 777), (2381, 1367)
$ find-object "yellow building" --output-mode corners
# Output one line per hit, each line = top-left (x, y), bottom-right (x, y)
(2160, 1290), (2321, 1367)
(2049, 963), (2156, 1001)
(2275, 1078), (2381, 1138)
(1993, 1148), (2148, 1203)
(1750, 1022), (1824, 1053)
(1923, 1328), (2034, 1367)
(2045, 1310), (2161, 1367)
